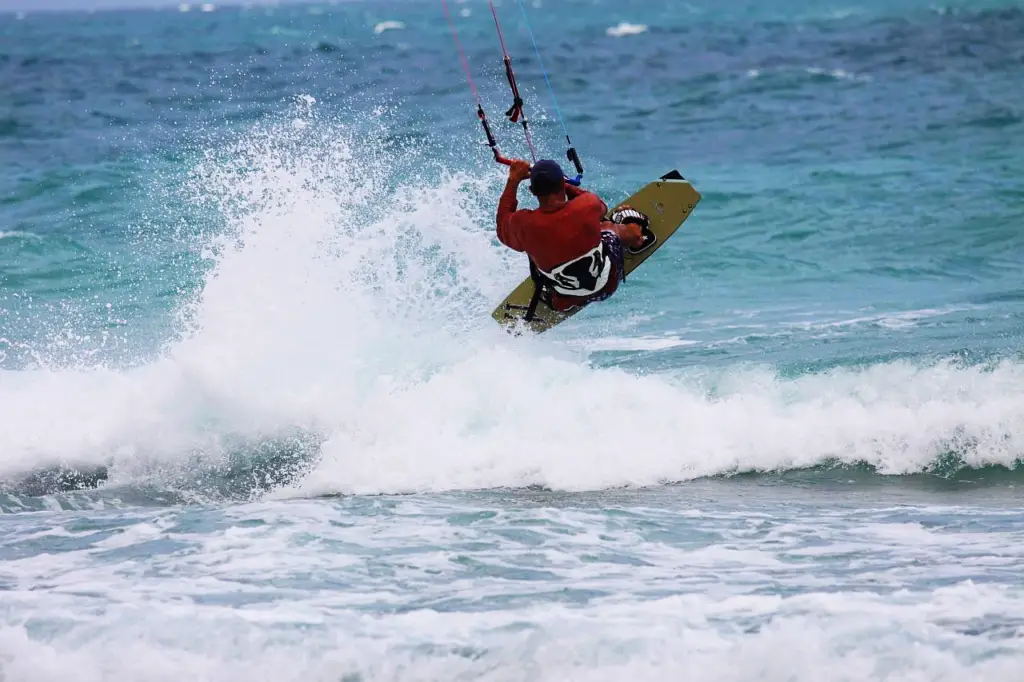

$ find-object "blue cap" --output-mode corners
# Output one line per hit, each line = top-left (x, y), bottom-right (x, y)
(529, 159), (565, 195)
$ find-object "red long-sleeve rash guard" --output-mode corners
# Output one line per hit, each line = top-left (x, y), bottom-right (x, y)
(496, 183), (619, 311)
(496, 183), (608, 272)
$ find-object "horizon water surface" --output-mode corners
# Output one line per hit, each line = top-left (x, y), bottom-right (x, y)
(1, 0), (1024, 679)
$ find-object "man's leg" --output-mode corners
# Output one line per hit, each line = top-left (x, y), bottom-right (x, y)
(575, 231), (625, 306)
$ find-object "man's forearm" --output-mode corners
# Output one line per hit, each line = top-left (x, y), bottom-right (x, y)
(497, 178), (521, 222)
(503, 177), (522, 197)
(496, 178), (523, 246)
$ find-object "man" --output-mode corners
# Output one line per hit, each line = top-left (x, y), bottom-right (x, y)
(496, 158), (648, 313)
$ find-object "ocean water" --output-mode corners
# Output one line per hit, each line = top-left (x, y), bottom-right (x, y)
(2, 0), (1024, 678)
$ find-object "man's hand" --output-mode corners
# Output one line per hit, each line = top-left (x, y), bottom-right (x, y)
(508, 159), (531, 184)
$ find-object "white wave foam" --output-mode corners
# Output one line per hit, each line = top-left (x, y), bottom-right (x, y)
(806, 66), (872, 82)
(777, 306), (972, 333)
(576, 335), (698, 352)
(826, 8), (862, 19)
(288, 356), (1024, 496)
(1, 105), (1022, 494)
(0, 231), (38, 240)
(2, 492), (1023, 681)
(373, 21), (405, 35)
(0, 558), (1021, 681)
(606, 22), (648, 38)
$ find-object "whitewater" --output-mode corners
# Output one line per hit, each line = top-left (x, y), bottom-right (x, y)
(2, 0), (1024, 679)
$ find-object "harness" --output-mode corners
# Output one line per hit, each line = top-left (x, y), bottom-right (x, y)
(523, 231), (621, 322)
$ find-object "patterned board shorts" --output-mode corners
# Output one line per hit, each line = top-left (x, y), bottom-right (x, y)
(584, 230), (626, 304)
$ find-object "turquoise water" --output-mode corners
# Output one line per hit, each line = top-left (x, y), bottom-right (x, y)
(2, 0), (1024, 678)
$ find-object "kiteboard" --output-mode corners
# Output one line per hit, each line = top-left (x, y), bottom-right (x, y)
(492, 170), (701, 334)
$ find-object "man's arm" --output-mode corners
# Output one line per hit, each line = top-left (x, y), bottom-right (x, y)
(569, 185), (609, 221)
(496, 160), (532, 251)
(569, 185), (643, 246)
